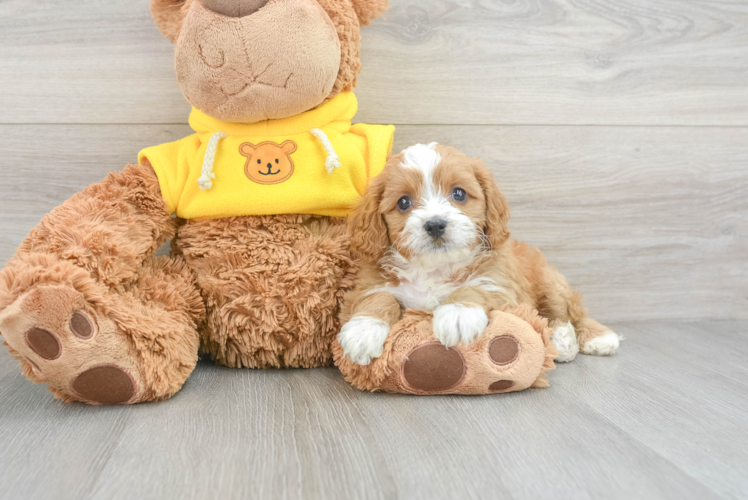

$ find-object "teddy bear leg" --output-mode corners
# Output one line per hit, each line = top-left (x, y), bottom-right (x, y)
(334, 305), (557, 395)
(0, 255), (204, 404)
(0, 163), (205, 403)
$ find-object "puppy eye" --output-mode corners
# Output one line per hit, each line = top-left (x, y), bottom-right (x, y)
(397, 196), (412, 212)
(257, 159), (262, 164)
(275, 159), (279, 164)
(452, 188), (468, 203)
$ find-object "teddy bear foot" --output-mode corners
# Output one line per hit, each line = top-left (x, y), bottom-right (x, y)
(334, 305), (558, 395)
(0, 285), (143, 404)
(0, 255), (203, 405)
(400, 335), (526, 394)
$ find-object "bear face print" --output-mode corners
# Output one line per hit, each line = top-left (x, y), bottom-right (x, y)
(240, 141), (297, 185)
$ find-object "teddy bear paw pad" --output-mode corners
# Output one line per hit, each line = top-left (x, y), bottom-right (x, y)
(70, 311), (95, 339)
(488, 380), (515, 392)
(401, 342), (466, 392)
(488, 335), (520, 365)
(25, 327), (62, 360)
(0, 285), (140, 404)
(71, 365), (136, 405)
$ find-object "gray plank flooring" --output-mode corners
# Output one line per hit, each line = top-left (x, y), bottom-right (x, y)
(1, 322), (746, 500)
(1, 0), (747, 498)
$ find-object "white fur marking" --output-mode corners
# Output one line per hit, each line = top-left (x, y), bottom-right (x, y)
(401, 142), (440, 182)
(551, 322), (579, 363)
(371, 250), (504, 311)
(582, 331), (621, 356)
(433, 304), (488, 347)
(198, 131), (227, 190)
(310, 128), (342, 174)
(338, 316), (391, 365)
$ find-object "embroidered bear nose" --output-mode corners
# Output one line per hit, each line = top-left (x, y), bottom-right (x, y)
(203, 0), (270, 17)
(424, 219), (447, 239)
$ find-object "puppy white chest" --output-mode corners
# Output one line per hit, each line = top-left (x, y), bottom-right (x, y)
(375, 250), (497, 312)
(394, 269), (456, 311)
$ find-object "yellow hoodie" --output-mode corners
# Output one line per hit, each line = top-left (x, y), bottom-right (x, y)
(138, 93), (394, 220)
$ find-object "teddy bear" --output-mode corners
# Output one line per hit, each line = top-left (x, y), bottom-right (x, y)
(0, 0), (393, 404)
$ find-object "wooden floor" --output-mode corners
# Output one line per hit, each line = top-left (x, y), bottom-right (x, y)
(1, 0), (747, 498)
(1, 321), (747, 500)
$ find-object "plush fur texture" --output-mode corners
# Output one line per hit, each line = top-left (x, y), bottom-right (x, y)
(0, 165), (205, 403)
(334, 144), (618, 393)
(176, 215), (356, 368)
(0, 0), (390, 404)
(150, 0), (383, 122)
(175, 0), (342, 123)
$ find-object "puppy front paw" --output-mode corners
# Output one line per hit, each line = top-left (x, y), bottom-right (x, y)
(433, 304), (489, 348)
(338, 316), (391, 365)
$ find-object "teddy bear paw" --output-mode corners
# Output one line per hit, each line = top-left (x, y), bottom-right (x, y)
(395, 310), (551, 394)
(0, 285), (140, 404)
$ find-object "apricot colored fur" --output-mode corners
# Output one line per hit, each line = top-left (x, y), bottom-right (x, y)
(346, 146), (613, 346)
(334, 146), (614, 394)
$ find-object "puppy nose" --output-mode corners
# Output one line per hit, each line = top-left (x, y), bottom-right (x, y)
(424, 219), (447, 239)
(203, 0), (270, 17)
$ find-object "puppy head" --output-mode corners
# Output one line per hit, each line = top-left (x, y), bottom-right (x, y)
(349, 143), (510, 264)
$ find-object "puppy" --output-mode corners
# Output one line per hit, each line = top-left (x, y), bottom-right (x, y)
(339, 143), (620, 365)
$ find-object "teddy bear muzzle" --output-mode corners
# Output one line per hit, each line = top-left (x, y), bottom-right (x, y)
(203, 0), (270, 18)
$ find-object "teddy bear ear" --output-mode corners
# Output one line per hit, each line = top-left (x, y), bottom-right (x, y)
(150, 0), (192, 43)
(350, 0), (389, 26)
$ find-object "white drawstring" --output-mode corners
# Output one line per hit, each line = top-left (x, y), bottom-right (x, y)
(197, 131), (227, 190)
(310, 128), (342, 174)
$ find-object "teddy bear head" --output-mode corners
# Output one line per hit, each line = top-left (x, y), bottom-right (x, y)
(150, 0), (388, 124)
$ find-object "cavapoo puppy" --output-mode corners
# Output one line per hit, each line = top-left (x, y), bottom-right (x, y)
(339, 143), (620, 365)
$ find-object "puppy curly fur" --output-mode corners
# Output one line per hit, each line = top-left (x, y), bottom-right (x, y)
(335, 144), (616, 392)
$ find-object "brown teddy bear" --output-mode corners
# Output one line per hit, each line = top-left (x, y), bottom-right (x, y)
(0, 0), (392, 404)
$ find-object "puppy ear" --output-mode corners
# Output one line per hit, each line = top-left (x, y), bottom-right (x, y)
(350, 0), (389, 25)
(474, 160), (510, 249)
(349, 174), (389, 263)
(151, 0), (192, 43)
